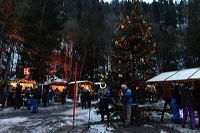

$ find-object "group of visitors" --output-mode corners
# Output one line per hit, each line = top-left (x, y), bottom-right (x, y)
(97, 82), (133, 127)
(161, 82), (200, 130)
(0, 83), (68, 113)
(96, 81), (200, 129)
(80, 88), (91, 109)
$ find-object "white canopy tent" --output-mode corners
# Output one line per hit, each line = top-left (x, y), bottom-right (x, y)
(146, 71), (178, 82)
(189, 69), (200, 80)
(147, 67), (200, 83)
(165, 68), (200, 81)
(68, 80), (93, 85)
(44, 77), (67, 85)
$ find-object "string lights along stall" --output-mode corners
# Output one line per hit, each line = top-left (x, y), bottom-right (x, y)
(9, 79), (37, 91)
(68, 80), (93, 99)
(43, 77), (67, 102)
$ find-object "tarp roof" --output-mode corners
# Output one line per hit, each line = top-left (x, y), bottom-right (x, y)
(146, 71), (177, 82)
(44, 77), (67, 85)
(166, 68), (200, 81)
(68, 80), (93, 85)
(189, 69), (200, 80)
(146, 67), (200, 83)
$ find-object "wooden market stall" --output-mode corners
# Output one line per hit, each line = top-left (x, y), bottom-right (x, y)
(9, 79), (37, 91)
(146, 67), (200, 122)
(147, 67), (200, 83)
(68, 80), (93, 99)
(44, 77), (67, 102)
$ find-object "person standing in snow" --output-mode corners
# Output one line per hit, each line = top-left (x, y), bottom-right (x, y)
(171, 84), (181, 124)
(25, 87), (32, 110)
(86, 89), (91, 108)
(31, 86), (39, 113)
(193, 81), (200, 128)
(160, 85), (172, 122)
(121, 84), (132, 126)
(97, 82), (110, 122)
(1, 83), (9, 109)
(81, 88), (87, 109)
(14, 83), (22, 109)
(181, 84), (196, 130)
(49, 88), (56, 106)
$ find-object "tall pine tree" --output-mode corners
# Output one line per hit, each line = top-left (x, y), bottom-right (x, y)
(111, 1), (156, 83)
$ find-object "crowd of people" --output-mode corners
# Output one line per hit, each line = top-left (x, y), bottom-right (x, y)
(159, 82), (200, 130)
(1, 80), (200, 130)
(0, 83), (68, 113)
(97, 82), (133, 127)
(78, 88), (91, 109)
(96, 81), (200, 129)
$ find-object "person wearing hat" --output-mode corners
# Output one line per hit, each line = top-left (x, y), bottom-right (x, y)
(97, 82), (110, 122)
(121, 84), (132, 126)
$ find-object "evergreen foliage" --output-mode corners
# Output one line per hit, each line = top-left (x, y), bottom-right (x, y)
(111, 1), (156, 83)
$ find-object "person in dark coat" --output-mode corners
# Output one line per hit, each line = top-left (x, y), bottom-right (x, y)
(25, 87), (32, 110)
(42, 87), (48, 107)
(160, 85), (172, 122)
(61, 88), (67, 104)
(1, 84), (9, 109)
(81, 89), (87, 109)
(31, 86), (39, 113)
(181, 85), (196, 130)
(193, 81), (200, 128)
(14, 83), (22, 109)
(86, 89), (91, 108)
(97, 83), (110, 122)
(49, 88), (56, 106)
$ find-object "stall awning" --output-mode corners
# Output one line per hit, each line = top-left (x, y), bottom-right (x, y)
(188, 69), (200, 80)
(146, 71), (177, 82)
(166, 68), (200, 81)
(147, 67), (200, 83)
(68, 80), (93, 85)
(44, 77), (67, 86)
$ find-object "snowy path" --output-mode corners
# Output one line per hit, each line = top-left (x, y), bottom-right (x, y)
(0, 102), (114, 133)
(0, 101), (200, 133)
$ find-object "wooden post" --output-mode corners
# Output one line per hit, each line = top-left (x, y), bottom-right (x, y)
(72, 62), (78, 127)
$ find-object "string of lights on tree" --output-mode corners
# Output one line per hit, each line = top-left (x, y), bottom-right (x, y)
(110, 1), (157, 83)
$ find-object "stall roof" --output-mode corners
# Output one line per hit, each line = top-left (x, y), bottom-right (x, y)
(189, 69), (200, 80)
(146, 71), (177, 82)
(165, 68), (200, 81)
(147, 67), (200, 83)
(44, 77), (67, 85)
(68, 80), (93, 85)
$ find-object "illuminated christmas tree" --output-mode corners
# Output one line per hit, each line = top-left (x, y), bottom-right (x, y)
(111, 1), (156, 83)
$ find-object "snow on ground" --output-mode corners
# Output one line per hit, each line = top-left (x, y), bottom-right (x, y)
(0, 117), (27, 124)
(87, 124), (115, 133)
(57, 104), (115, 133)
(163, 123), (200, 133)
(58, 106), (101, 125)
(160, 129), (167, 133)
(0, 100), (200, 133)
(0, 117), (28, 132)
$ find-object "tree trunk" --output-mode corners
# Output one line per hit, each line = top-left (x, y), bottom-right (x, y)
(79, 51), (87, 80)
(3, 43), (15, 82)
